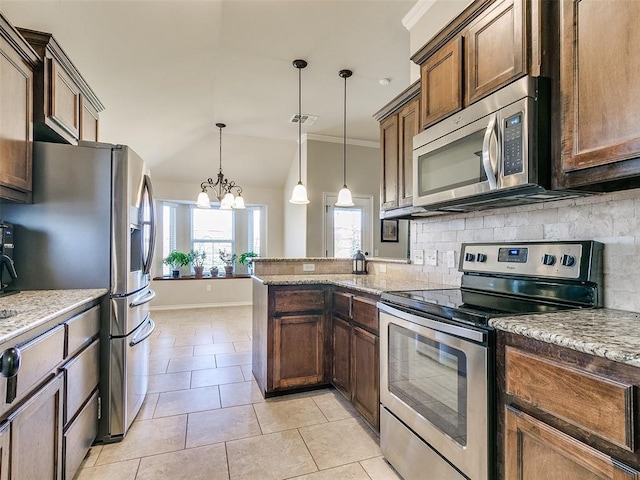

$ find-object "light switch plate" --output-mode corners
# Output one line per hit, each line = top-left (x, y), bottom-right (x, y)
(414, 250), (425, 265)
(446, 251), (456, 268)
(425, 249), (437, 266)
(302, 263), (315, 272)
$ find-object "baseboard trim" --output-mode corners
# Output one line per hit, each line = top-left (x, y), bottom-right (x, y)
(150, 301), (252, 311)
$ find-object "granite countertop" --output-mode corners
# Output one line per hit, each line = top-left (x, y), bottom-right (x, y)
(0, 289), (107, 344)
(255, 274), (445, 296)
(490, 308), (640, 367)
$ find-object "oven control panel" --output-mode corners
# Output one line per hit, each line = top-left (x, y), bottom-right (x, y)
(460, 242), (590, 280)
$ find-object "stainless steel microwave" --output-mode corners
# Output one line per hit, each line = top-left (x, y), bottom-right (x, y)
(407, 76), (582, 215)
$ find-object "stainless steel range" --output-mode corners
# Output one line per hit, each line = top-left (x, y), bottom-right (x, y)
(378, 241), (603, 480)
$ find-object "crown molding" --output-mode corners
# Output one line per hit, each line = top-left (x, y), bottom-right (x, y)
(402, 0), (437, 31)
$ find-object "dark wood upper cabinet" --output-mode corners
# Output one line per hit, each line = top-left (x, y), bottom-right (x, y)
(465, 0), (525, 105)
(0, 13), (39, 203)
(420, 37), (462, 129)
(380, 114), (399, 210)
(555, 0), (640, 190)
(398, 99), (420, 207)
(16, 28), (104, 145)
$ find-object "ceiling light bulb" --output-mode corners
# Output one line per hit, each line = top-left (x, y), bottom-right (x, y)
(290, 182), (310, 204)
(196, 191), (211, 208)
(336, 186), (354, 207)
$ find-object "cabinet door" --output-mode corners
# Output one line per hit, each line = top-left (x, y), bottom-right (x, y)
(560, 0), (640, 173)
(10, 373), (64, 480)
(351, 326), (379, 430)
(0, 423), (8, 480)
(331, 316), (351, 397)
(380, 114), (399, 210)
(49, 58), (81, 141)
(80, 95), (99, 142)
(273, 314), (326, 390)
(0, 32), (33, 201)
(398, 99), (419, 207)
(505, 406), (640, 480)
(420, 36), (462, 129)
(465, 0), (525, 105)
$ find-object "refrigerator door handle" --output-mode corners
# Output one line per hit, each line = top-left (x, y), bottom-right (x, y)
(130, 289), (156, 308)
(129, 316), (155, 347)
(141, 175), (157, 276)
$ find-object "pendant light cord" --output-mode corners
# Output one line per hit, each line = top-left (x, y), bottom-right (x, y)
(218, 126), (223, 173)
(343, 74), (347, 188)
(298, 64), (302, 184)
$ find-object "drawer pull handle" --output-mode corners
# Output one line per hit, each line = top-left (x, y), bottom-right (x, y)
(0, 347), (20, 378)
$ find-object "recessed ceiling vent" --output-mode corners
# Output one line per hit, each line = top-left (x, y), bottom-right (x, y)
(290, 114), (318, 126)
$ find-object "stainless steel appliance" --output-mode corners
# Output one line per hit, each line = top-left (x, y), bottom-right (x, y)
(378, 241), (603, 480)
(381, 76), (586, 220)
(2, 140), (157, 442)
(0, 222), (18, 295)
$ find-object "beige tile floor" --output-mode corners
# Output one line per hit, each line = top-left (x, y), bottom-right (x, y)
(74, 306), (402, 480)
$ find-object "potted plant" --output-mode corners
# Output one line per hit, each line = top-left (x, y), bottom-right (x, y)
(163, 250), (190, 278)
(210, 266), (219, 277)
(219, 250), (237, 276)
(239, 251), (259, 275)
(189, 249), (206, 278)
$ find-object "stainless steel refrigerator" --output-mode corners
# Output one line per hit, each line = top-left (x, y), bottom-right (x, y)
(2, 140), (157, 443)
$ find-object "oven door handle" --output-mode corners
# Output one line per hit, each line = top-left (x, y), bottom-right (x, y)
(482, 113), (499, 190)
(378, 303), (487, 344)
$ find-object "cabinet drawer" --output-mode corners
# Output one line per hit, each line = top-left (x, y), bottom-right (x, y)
(274, 288), (325, 313)
(63, 339), (100, 425)
(15, 325), (65, 401)
(333, 292), (351, 319)
(352, 297), (378, 333)
(65, 305), (100, 358)
(64, 390), (98, 480)
(505, 347), (634, 450)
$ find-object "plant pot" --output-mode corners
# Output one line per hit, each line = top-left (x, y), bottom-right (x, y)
(194, 266), (204, 278)
(210, 267), (219, 277)
(171, 269), (180, 278)
(224, 265), (234, 276)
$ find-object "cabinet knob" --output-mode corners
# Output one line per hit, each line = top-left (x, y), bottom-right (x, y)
(0, 347), (20, 378)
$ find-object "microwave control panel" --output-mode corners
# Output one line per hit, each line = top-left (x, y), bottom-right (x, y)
(503, 113), (523, 176)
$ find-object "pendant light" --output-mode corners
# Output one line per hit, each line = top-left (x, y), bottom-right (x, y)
(196, 123), (246, 209)
(289, 59), (310, 204)
(336, 69), (354, 207)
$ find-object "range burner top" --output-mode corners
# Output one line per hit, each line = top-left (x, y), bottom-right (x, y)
(381, 240), (604, 328)
(381, 288), (581, 326)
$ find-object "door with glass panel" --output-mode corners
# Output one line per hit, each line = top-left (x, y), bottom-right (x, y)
(324, 194), (373, 258)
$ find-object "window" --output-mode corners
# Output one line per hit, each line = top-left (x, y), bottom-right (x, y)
(191, 208), (234, 270)
(161, 204), (177, 275)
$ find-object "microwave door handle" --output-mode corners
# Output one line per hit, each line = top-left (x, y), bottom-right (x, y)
(482, 114), (498, 190)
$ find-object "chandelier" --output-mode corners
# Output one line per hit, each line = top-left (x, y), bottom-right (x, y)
(196, 123), (245, 210)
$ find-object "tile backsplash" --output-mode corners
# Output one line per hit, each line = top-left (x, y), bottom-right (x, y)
(410, 188), (640, 312)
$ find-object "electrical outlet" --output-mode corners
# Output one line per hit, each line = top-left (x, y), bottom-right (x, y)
(206, 284), (212, 292)
(446, 251), (456, 268)
(302, 263), (315, 272)
(379, 264), (387, 273)
(414, 250), (425, 266)
(425, 249), (437, 266)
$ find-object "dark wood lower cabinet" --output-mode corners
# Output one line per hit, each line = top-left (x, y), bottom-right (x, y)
(331, 316), (351, 396)
(9, 373), (64, 480)
(273, 314), (327, 390)
(0, 422), (8, 480)
(351, 326), (379, 429)
(505, 406), (639, 480)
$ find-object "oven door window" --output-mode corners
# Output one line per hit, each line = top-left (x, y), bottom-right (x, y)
(388, 323), (468, 446)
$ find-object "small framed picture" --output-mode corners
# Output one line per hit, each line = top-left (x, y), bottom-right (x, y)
(381, 219), (399, 242)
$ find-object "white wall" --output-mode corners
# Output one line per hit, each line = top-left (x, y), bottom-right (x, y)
(150, 277), (252, 310)
(410, 188), (640, 312)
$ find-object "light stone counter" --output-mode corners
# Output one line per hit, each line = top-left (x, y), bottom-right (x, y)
(0, 289), (107, 344)
(489, 308), (640, 367)
(255, 274), (444, 296)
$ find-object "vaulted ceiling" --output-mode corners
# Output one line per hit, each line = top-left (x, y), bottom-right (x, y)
(1, 0), (415, 189)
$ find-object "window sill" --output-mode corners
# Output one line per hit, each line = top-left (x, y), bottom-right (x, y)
(152, 274), (252, 281)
